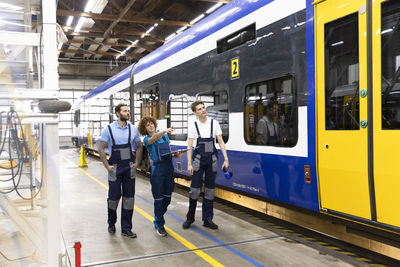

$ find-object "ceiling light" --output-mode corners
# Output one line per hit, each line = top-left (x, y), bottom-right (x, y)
(331, 41), (344, 47)
(116, 54), (121, 59)
(66, 16), (73, 26)
(206, 3), (223, 14)
(190, 14), (205, 25)
(74, 17), (85, 32)
(165, 33), (176, 41)
(84, 0), (95, 12)
(382, 28), (393, 35)
(146, 26), (154, 34)
(176, 26), (187, 34)
(58, 43), (63, 50)
(0, 3), (23, 11)
(160, 18), (164, 21)
(154, 23), (158, 27)
(141, 34), (145, 38)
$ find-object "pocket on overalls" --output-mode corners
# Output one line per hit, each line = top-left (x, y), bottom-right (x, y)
(108, 166), (117, 182)
(130, 163), (136, 179)
(192, 154), (201, 172)
(212, 154), (218, 173)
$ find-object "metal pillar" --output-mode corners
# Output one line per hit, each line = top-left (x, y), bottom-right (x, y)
(41, 0), (61, 265)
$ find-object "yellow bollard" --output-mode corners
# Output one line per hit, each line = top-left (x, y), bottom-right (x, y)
(79, 146), (88, 168)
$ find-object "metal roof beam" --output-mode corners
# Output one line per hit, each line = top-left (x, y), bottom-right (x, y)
(57, 9), (190, 27)
(104, 0), (138, 39)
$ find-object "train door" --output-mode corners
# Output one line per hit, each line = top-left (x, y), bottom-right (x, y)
(315, 0), (371, 219)
(372, 0), (400, 228)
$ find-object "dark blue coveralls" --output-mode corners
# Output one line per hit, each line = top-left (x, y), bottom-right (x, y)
(186, 120), (218, 222)
(145, 135), (174, 230)
(107, 125), (136, 233)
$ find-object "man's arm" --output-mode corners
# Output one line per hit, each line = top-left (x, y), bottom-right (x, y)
(216, 135), (229, 170)
(187, 138), (194, 175)
(134, 141), (143, 167)
(98, 141), (112, 171)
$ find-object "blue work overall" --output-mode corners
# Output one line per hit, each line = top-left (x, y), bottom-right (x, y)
(186, 120), (218, 222)
(107, 125), (136, 233)
(149, 135), (174, 230)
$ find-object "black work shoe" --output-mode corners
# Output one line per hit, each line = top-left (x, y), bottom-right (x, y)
(121, 230), (137, 238)
(182, 219), (194, 229)
(156, 228), (168, 237)
(203, 220), (218, 230)
(108, 225), (116, 234)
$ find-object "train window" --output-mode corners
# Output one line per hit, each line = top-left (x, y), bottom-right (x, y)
(74, 109), (80, 127)
(167, 95), (190, 140)
(217, 24), (256, 54)
(381, 0), (400, 130)
(197, 90), (229, 143)
(244, 76), (297, 147)
(324, 13), (360, 130)
(133, 83), (165, 123)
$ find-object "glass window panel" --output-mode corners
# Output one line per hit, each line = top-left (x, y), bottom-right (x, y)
(244, 76), (297, 147)
(324, 13), (359, 130)
(381, 0), (400, 129)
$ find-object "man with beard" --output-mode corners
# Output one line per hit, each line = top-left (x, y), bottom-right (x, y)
(98, 103), (142, 238)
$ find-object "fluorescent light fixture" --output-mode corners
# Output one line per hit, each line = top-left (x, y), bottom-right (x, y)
(0, 3), (23, 10)
(116, 54), (121, 59)
(331, 41), (344, 47)
(206, 3), (223, 14)
(74, 17), (85, 32)
(381, 28), (393, 35)
(141, 34), (145, 38)
(66, 16), (73, 26)
(146, 26), (154, 34)
(84, 0), (95, 12)
(129, 40), (139, 46)
(160, 18), (164, 21)
(165, 33), (176, 41)
(0, 19), (31, 28)
(154, 23), (158, 27)
(176, 26), (187, 34)
(190, 14), (205, 25)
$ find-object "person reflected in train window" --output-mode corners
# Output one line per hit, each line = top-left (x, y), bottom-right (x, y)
(183, 101), (229, 230)
(256, 102), (279, 145)
(325, 106), (336, 130)
(138, 116), (184, 237)
(98, 103), (143, 238)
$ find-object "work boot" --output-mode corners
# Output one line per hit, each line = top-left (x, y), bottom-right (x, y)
(203, 220), (218, 230)
(156, 228), (168, 237)
(182, 219), (194, 229)
(108, 224), (116, 234)
(121, 230), (137, 238)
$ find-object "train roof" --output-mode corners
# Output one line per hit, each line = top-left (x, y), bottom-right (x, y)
(76, 0), (273, 106)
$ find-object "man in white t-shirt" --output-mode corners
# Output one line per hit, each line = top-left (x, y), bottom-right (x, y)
(182, 101), (229, 230)
(256, 102), (279, 145)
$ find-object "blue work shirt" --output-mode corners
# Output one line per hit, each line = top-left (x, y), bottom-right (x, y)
(144, 133), (170, 163)
(99, 121), (141, 157)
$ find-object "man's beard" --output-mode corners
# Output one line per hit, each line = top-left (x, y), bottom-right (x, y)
(120, 115), (129, 121)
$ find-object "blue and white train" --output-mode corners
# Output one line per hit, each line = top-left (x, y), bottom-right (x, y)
(72, 0), (400, 238)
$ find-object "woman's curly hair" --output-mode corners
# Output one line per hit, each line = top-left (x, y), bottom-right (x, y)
(138, 116), (157, 136)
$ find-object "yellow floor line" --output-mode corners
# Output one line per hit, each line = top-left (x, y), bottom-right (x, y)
(78, 167), (224, 267)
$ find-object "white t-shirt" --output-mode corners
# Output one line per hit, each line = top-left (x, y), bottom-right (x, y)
(188, 117), (222, 140)
(256, 116), (279, 145)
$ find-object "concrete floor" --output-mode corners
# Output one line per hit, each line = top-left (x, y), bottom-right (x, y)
(0, 148), (372, 266)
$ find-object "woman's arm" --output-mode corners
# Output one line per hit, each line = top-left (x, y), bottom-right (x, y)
(147, 128), (174, 145)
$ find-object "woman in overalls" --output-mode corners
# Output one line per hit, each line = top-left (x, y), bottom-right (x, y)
(138, 116), (183, 237)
